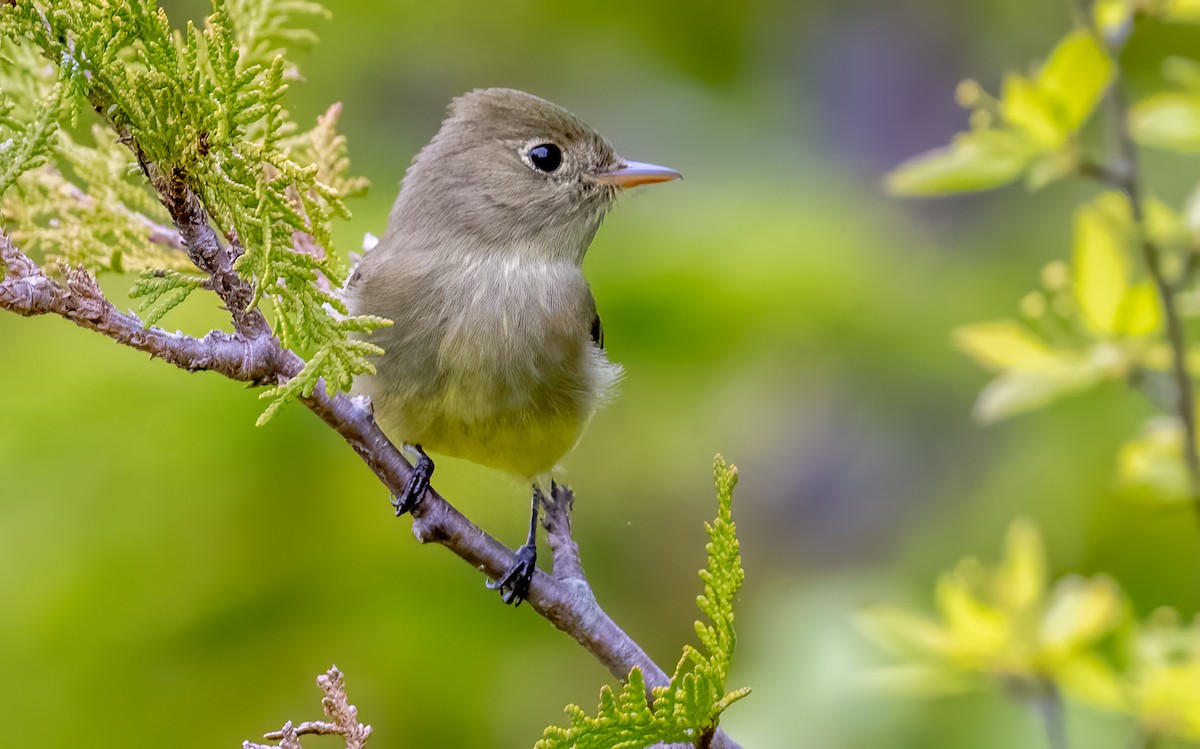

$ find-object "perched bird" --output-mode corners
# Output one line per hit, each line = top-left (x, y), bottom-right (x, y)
(345, 88), (680, 604)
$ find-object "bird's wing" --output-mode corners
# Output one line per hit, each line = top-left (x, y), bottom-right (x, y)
(590, 312), (605, 350)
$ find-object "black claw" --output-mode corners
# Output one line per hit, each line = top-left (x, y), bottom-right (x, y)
(549, 480), (573, 509)
(391, 445), (434, 517)
(487, 542), (537, 606)
(486, 484), (544, 606)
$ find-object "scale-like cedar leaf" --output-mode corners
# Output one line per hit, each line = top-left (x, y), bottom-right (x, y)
(130, 270), (207, 326)
(2, 0), (385, 423)
(536, 457), (750, 749)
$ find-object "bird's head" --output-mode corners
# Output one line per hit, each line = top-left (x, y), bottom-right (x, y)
(393, 88), (680, 264)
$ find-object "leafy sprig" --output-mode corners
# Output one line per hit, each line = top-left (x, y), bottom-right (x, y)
(886, 6), (1200, 504)
(861, 519), (1200, 747)
(886, 30), (1113, 195)
(130, 270), (208, 326)
(874, 3), (1200, 744)
(536, 456), (749, 749)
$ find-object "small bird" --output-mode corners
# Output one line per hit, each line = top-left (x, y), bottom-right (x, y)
(345, 88), (680, 604)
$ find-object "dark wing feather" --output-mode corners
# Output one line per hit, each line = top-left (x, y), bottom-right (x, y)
(590, 313), (605, 349)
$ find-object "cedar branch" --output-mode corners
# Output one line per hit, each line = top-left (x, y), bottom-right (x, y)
(0, 231), (742, 749)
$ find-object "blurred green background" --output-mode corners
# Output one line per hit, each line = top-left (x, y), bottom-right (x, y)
(5, 1), (1200, 747)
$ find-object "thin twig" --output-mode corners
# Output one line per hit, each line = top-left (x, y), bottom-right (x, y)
(1076, 158), (1125, 186)
(1064, 0), (1087, 29)
(1116, 122), (1200, 492)
(1082, 23), (1200, 498)
(1176, 248), (1200, 293)
(1031, 682), (1069, 749)
(541, 483), (585, 582)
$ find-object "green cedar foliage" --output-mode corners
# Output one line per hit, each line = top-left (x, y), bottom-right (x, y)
(536, 456), (750, 749)
(0, 0), (388, 422)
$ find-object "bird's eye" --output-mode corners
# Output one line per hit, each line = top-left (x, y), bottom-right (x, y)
(527, 143), (562, 173)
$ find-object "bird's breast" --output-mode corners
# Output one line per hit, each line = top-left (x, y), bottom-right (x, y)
(436, 257), (594, 410)
(419, 256), (620, 475)
(350, 247), (621, 476)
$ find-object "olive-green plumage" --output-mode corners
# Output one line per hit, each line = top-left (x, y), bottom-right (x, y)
(346, 88), (677, 480)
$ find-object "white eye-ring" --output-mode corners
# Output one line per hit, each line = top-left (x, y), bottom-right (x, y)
(524, 142), (562, 173)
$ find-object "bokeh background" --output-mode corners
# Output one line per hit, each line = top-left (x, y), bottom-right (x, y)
(5, 1), (1200, 747)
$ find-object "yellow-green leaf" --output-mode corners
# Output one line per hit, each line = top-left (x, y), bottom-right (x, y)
(953, 320), (1062, 372)
(1040, 576), (1123, 654)
(1037, 30), (1115, 132)
(1131, 92), (1200, 152)
(1002, 74), (1065, 148)
(974, 365), (1106, 423)
(1074, 197), (1133, 335)
(1184, 185), (1200, 238)
(857, 607), (950, 658)
(885, 130), (1034, 196)
(1164, 0), (1200, 22)
(1118, 419), (1194, 503)
(996, 518), (1046, 613)
(1146, 196), (1188, 248)
(1026, 148), (1079, 190)
(1117, 281), (1163, 337)
(1138, 345), (1200, 374)
(1137, 661), (1200, 739)
(1163, 56), (1200, 90)
(1054, 654), (1127, 711)
(936, 565), (1011, 664)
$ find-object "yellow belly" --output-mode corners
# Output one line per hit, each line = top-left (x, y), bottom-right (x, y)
(415, 408), (586, 478)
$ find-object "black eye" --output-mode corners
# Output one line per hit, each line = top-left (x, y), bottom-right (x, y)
(527, 143), (562, 173)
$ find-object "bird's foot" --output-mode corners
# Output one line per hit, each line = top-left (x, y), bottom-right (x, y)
(543, 480), (574, 518)
(486, 542), (537, 606)
(391, 445), (434, 516)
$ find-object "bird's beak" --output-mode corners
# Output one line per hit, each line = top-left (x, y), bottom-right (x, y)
(594, 160), (682, 189)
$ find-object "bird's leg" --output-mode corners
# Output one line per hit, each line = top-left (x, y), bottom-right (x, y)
(487, 484), (541, 606)
(391, 444), (434, 516)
